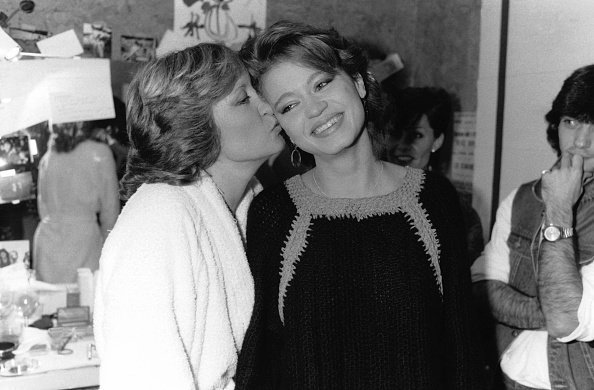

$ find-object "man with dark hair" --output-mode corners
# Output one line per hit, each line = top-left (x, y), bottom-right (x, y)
(472, 65), (594, 389)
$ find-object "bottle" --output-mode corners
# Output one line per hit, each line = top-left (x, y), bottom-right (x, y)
(77, 268), (94, 314)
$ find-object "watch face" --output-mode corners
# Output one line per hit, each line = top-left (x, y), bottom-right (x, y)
(544, 226), (561, 241)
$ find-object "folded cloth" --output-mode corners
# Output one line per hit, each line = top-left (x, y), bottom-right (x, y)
(13, 327), (50, 355)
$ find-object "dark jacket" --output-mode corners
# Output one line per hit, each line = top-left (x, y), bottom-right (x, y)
(497, 179), (594, 389)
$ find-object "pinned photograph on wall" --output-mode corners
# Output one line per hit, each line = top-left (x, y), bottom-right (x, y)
(120, 34), (156, 62)
(82, 22), (112, 59)
(0, 240), (30, 268)
(22, 121), (50, 162)
(0, 132), (35, 205)
(174, 0), (266, 50)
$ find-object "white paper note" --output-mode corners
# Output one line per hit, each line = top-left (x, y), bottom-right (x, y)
(36, 29), (84, 58)
(44, 59), (114, 124)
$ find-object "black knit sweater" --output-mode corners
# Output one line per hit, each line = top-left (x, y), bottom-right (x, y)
(236, 168), (484, 389)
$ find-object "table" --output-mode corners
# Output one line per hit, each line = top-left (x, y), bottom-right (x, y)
(0, 331), (99, 390)
(0, 365), (98, 390)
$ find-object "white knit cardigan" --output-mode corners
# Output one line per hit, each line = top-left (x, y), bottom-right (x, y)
(94, 174), (258, 389)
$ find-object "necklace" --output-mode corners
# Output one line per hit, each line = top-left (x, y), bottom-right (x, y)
(312, 161), (384, 197)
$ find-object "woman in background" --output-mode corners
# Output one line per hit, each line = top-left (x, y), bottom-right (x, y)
(94, 43), (285, 389)
(33, 121), (119, 283)
(383, 87), (484, 265)
(236, 21), (484, 389)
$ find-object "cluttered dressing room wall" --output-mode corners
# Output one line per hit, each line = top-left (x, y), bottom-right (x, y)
(0, 0), (480, 107)
(0, 0), (481, 244)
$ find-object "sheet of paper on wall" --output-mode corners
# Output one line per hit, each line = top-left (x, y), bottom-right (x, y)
(450, 111), (477, 196)
(44, 58), (115, 124)
(0, 61), (51, 138)
(174, 0), (266, 50)
(36, 29), (84, 58)
(156, 29), (198, 58)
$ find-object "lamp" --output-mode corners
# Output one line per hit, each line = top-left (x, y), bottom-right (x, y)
(0, 26), (21, 61)
(0, 27), (77, 61)
(0, 1), (35, 28)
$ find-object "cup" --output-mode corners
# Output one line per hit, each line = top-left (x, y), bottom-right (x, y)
(48, 327), (74, 353)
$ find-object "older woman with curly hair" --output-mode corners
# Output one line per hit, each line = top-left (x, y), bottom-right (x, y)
(93, 43), (285, 390)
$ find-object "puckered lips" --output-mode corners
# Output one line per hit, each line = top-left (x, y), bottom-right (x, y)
(311, 113), (343, 137)
(271, 123), (282, 135)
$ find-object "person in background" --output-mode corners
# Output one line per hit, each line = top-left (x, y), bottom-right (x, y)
(88, 96), (129, 180)
(472, 64), (594, 389)
(383, 87), (484, 266)
(93, 43), (285, 390)
(236, 20), (485, 389)
(33, 120), (119, 284)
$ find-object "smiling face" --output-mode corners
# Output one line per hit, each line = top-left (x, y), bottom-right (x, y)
(386, 115), (444, 170)
(261, 61), (367, 157)
(558, 116), (594, 175)
(213, 72), (285, 166)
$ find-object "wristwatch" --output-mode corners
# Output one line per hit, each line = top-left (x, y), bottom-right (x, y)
(542, 224), (574, 242)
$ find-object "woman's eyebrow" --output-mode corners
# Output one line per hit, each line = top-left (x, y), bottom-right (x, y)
(272, 70), (324, 110)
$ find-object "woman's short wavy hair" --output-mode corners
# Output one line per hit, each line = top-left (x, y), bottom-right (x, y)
(121, 43), (245, 200)
(240, 20), (385, 158)
(545, 64), (594, 156)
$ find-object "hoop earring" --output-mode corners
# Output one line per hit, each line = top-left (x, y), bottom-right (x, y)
(290, 144), (302, 168)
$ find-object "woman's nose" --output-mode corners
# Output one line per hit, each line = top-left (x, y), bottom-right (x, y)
(574, 123), (594, 149)
(305, 97), (328, 118)
(257, 97), (274, 117)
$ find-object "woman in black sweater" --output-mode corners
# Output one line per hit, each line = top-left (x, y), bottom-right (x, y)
(235, 20), (485, 389)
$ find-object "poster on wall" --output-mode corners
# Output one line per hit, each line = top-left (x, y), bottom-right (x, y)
(450, 111), (477, 203)
(173, 0), (266, 51)
(0, 240), (30, 268)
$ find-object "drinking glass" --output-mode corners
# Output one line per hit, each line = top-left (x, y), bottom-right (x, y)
(14, 289), (39, 327)
(0, 308), (24, 346)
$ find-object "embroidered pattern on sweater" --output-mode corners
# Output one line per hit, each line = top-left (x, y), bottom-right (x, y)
(277, 167), (442, 324)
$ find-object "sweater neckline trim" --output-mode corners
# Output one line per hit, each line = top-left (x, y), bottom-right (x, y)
(286, 166), (424, 220)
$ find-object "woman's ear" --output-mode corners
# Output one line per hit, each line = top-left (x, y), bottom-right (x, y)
(431, 133), (445, 153)
(354, 73), (367, 99)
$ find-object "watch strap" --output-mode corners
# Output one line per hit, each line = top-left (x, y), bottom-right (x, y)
(542, 224), (574, 241)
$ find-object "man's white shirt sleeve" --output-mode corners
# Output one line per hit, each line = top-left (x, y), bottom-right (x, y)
(470, 189), (517, 284)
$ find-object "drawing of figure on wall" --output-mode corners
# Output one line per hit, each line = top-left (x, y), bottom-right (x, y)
(182, 12), (202, 38)
(174, 0), (265, 49)
(203, 0), (239, 42)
